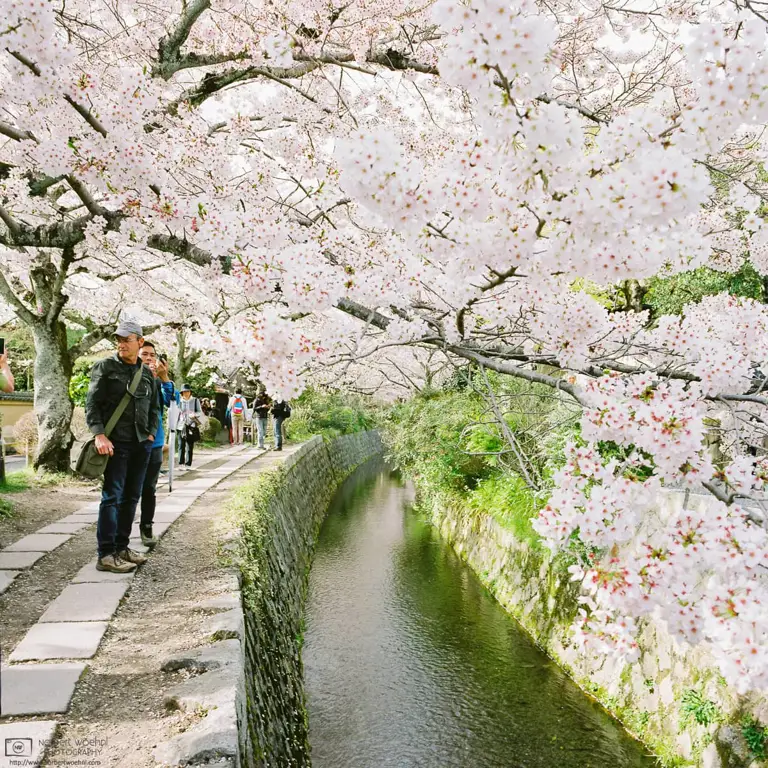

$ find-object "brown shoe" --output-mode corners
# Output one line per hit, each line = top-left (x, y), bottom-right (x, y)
(118, 547), (148, 566)
(96, 554), (136, 573)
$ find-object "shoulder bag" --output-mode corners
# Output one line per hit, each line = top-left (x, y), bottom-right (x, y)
(72, 364), (145, 478)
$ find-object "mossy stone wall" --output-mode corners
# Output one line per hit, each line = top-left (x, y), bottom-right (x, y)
(236, 432), (383, 768)
(425, 489), (768, 768)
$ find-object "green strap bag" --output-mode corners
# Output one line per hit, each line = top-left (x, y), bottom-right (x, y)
(72, 364), (145, 478)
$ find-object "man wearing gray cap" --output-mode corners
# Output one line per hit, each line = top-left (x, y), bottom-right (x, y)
(85, 320), (160, 573)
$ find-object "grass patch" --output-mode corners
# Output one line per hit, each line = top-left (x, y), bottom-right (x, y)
(0, 495), (15, 518)
(679, 688), (722, 728)
(0, 469), (32, 493)
(467, 472), (543, 549)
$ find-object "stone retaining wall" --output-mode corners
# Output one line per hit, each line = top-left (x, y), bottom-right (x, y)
(234, 432), (383, 768)
(424, 487), (768, 768)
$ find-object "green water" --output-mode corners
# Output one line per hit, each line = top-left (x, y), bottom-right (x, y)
(304, 460), (659, 768)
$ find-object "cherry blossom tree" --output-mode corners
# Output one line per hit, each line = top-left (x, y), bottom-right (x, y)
(3, 0), (768, 696)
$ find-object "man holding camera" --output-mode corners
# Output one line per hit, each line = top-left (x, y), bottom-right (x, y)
(85, 321), (160, 573)
(138, 341), (178, 547)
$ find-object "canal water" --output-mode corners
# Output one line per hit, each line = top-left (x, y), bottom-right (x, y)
(303, 460), (659, 768)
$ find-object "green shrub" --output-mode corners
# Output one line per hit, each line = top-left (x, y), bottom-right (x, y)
(287, 388), (377, 441)
(467, 473), (542, 548)
(202, 416), (222, 442)
(679, 689), (721, 727)
(742, 717), (768, 760)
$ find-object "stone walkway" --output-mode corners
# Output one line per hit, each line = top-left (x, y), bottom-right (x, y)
(0, 444), (263, 768)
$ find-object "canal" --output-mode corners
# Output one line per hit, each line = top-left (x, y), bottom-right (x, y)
(303, 460), (659, 768)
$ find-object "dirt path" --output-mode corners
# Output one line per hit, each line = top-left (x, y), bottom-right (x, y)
(42, 449), (286, 767)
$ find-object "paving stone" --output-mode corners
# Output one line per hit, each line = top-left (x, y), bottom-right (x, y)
(71, 562), (135, 584)
(0, 551), (45, 570)
(0, 570), (20, 594)
(4, 534), (71, 552)
(40, 583), (129, 623)
(37, 522), (90, 534)
(149, 509), (185, 523)
(0, 663), (85, 715)
(57, 513), (97, 525)
(10, 622), (109, 661)
(0, 720), (57, 767)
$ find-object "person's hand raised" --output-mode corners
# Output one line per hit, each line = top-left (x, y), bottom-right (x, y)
(156, 358), (170, 382)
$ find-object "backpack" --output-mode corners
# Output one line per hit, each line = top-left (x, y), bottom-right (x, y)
(232, 396), (245, 415)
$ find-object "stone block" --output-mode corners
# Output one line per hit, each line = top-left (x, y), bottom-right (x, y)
(0, 720), (57, 767)
(152, 705), (237, 767)
(38, 522), (91, 535)
(659, 676), (675, 706)
(71, 562), (135, 584)
(198, 593), (240, 611)
(0, 551), (45, 570)
(161, 639), (240, 674)
(0, 663), (85, 715)
(40, 582), (129, 622)
(4, 534), (71, 552)
(58, 513), (97, 525)
(0, 570), (20, 594)
(702, 743), (722, 768)
(10, 621), (109, 661)
(205, 609), (242, 640)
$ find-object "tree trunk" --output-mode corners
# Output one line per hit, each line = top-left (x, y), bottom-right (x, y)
(32, 321), (75, 473)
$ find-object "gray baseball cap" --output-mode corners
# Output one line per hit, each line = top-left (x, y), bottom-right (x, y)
(114, 320), (143, 339)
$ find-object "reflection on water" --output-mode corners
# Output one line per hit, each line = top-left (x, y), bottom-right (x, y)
(304, 460), (659, 768)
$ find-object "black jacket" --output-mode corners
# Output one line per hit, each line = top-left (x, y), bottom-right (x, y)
(253, 394), (272, 419)
(85, 354), (160, 442)
(272, 401), (291, 419)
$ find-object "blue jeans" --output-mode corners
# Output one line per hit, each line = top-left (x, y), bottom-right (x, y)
(274, 416), (285, 448)
(97, 440), (152, 558)
(256, 417), (268, 448)
(140, 446), (164, 528)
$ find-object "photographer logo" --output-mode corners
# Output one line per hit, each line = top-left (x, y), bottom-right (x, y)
(5, 738), (33, 757)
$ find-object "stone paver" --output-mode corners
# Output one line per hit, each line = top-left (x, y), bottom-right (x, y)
(71, 562), (134, 584)
(0, 663), (85, 715)
(4, 534), (71, 553)
(0, 570), (20, 594)
(40, 582), (129, 623)
(57, 513), (96, 525)
(10, 622), (109, 661)
(0, 551), (45, 570)
(38, 522), (91, 535)
(0, 720), (57, 768)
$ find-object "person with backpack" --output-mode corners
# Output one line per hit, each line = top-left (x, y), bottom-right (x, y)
(252, 384), (272, 450)
(229, 389), (247, 444)
(178, 384), (203, 467)
(271, 399), (291, 451)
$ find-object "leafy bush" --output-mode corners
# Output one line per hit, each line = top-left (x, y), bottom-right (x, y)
(12, 410), (38, 455)
(202, 416), (222, 442)
(287, 388), (377, 441)
(467, 473), (542, 548)
(679, 689), (721, 727)
(69, 359), (92, 408)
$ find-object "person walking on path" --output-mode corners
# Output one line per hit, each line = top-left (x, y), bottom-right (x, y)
(138, 342), (178, 547)
(229, 389), (247, 444)
(86, 321), (159, 574)
(178, 384), (203, 467)
(252, 385), (271, 450)
(271, 400), (291, 451)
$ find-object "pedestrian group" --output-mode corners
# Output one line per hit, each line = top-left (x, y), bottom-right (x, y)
(83, 321), (291, 574)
